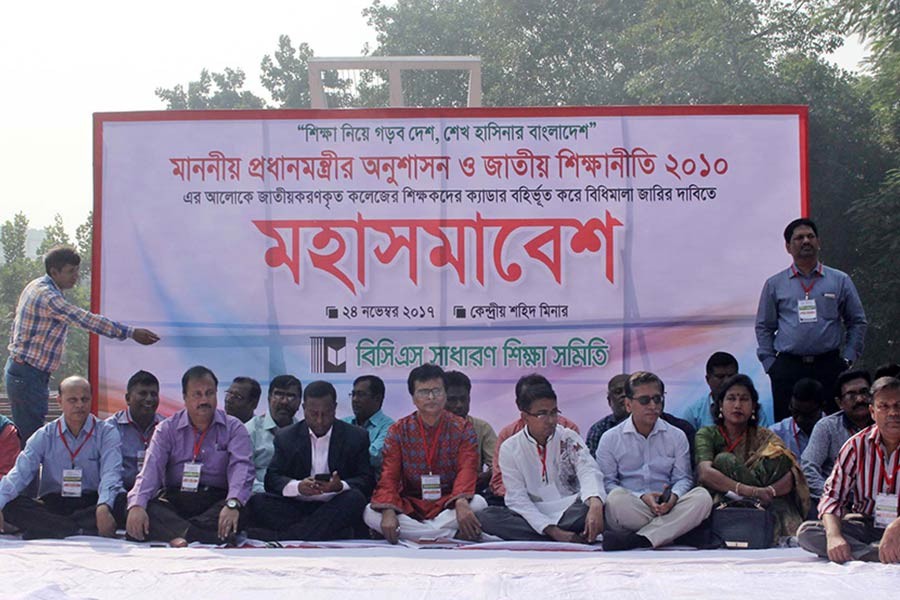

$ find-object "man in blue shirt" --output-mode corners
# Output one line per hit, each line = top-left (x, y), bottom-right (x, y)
(341, 374), (394, 473)
(0, 376), (124, 539)
(769, 378), (825, 460)
(597, 371), (712, 551)
(755, 218), (867, 421)
(106, 370), (164, 490)
(245, 374), (302, 493)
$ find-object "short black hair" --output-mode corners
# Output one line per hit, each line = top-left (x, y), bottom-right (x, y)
(791, 378), (824, 406)
(304, 380), (337, 404)
(706, 351), (738, 374)
(407, 363), (446, 395)
(44, 245), (80, 275)
(353, 374), (385, 400)
(625, 371), (665, 398)
(232, 376), (261, 404)
(783, 218), (818, 244)
(126, 370), (159, 394)
(514, 373), (552, 404)
(269, 374), (302, 397)
(516, 383), (556, 412)
(714, 374), (761, 426)
(444, 370), (472, 392)
(874, 363), (900, 380)
(836, 369), (872, 396)
(181, 365), (218, 394)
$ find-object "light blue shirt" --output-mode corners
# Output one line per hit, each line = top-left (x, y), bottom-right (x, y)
(0, 414), (123, 509)
(342, 409), (394, 471)
(107, 409), (164, 490)
(245, 412), (299, 493)
(755, 262), (867, 371)
(769, 415), (816, 459)
(595, 416), (693, 499)
(680, 392), (772, 430)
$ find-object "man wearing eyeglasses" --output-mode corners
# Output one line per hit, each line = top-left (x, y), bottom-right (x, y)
(597, 371), (712, 551)
(245, 375), (302, 493)
(798, 376), (900, 563)
(342, 375), (394, 472)
(223, 377), (261, 424)
(364, 363), (485, 543)
(478, 382), (605, 543)
(802, 369), (874, 504)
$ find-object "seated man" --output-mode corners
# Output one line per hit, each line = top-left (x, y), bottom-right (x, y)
(364, 363), (485, 543)
(445, 370), (497, 494)
(680, 352), (770, 430)
(798, 376), (900, 564)
(597, 371), (712, 550)
(245, 375), (302, 493)
(801, 369), (873, 503)
(479, 383), (604, 542)
(342, 374), (394, 472)
(247, 381), (372, 540)
(0, 415), (20, 478)
(585, 373), (629, 457)
(126, 366), (254, 546)
(224, 376), (261, 424)
(490, 374), (581, 499)
(106, 370), (164, 490)
(0, 376), (124, 539)
(770, 378), (825, 460)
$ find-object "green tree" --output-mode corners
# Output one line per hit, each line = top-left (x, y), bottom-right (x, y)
(156, 68), (267, 110)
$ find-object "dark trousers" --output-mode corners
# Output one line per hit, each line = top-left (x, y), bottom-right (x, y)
(145, 487), (245, 544)
(246, 488), (367, 541)
(769, 350), (844, 421)
(2, 491), (127, 540)
(797, 514), (884, 562)
(479, 500), (588, 541)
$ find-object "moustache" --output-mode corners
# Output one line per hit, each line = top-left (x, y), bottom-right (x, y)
(852, 402), (870, 411)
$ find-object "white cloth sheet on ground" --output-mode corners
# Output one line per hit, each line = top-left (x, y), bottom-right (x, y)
(0, 535), (896, 599)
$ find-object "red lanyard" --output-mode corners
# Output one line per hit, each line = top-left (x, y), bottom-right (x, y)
(718, 426), (745, 453)
(58, 418), (96, 467)
(416, 413), (445, 474)
(126, 410), (154, 447)
(791, 264), (820, 299)
(192, 426), (211, 461)
(875, 442), (900, 491)
(536, 443), (548, 483)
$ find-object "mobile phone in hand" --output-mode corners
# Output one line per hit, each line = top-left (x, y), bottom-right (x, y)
(658, 484), (672, 504)
(314, 473), (331, 482)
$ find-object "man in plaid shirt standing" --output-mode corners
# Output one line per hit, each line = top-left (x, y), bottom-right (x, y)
(5, 246), (159, 449)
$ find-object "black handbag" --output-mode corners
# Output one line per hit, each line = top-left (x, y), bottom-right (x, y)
(710, 499), (775, 549)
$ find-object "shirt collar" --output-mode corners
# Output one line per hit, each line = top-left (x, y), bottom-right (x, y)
(356, 409), (386, 428)
(261, 412), (296, 432)
(789, 261), (824, 278)
(624, 415), (667, 437)
(522, 423), (556, 447)
(308, 425), (333, 442)
(116, 407), (163, 428)
(42, 274), (61, 293)
(58, 414), (96, 437)
(176, 408), (226, 430)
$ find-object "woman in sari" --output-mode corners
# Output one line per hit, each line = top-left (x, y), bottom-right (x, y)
(695, 374), (810, 541)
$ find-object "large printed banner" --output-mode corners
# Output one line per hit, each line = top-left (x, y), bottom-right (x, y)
(93, 106), (806, 430)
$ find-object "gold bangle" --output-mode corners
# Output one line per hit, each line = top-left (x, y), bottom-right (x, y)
(735, 482), (741, 495)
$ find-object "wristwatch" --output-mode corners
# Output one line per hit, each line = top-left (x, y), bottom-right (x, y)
(225, 498), (242, 510)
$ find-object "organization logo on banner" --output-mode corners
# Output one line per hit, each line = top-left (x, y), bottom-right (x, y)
(310, 337), (347, 373)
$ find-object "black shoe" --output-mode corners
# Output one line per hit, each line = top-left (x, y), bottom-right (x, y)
(602, 530), (652, 551)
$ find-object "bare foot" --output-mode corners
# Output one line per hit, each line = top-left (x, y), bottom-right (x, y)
(169, 537), (188, 548)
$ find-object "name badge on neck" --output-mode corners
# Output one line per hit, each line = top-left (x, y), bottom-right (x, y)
(62, 468), (83, 497)
(874, 493), (898, 528)
(421, 474), (441, 501)
(182, 462), (202, 492)
(798, 299), (817, 323)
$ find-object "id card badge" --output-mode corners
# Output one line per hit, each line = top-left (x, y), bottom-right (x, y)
(874, 493), (898, 528)
(181, 462), (202, 492)
(61, 468), (83, 497)
(421, 474), (442, 501)
(798, 299), (818, 323)
(137, 450), (146, 472)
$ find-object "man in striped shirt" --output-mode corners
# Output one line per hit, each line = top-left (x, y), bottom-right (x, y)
(5, 246), (159, 449)
(797, 376), (900, 563)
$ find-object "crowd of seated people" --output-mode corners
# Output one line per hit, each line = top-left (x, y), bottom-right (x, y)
(0, 358), (897, 564)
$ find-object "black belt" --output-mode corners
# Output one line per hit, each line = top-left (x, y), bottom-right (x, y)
(780, 349), (840, 365)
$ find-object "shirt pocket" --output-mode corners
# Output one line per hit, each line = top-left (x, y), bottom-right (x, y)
(817, 294), (839, 320)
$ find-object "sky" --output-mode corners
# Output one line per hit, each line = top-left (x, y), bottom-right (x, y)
(0, 1), (870, 236)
